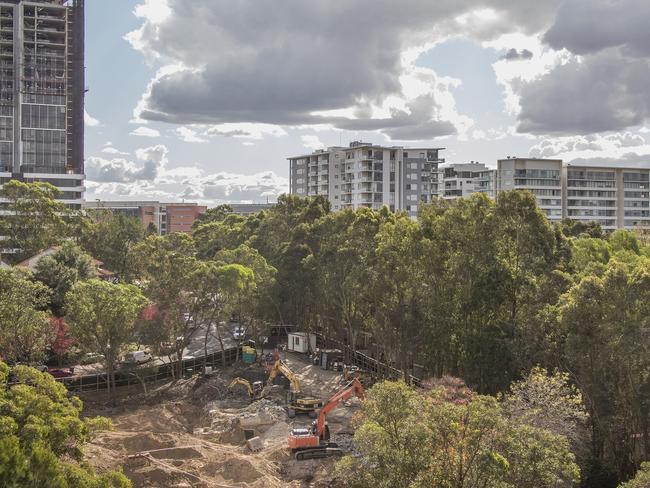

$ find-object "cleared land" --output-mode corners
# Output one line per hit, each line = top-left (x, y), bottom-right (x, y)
(83, 352), (361, 487)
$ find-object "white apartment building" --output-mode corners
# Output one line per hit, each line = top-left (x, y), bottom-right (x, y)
(289, 142), (444, 217)
(497, 158), (564, 223)
(564, 165), (650, 230)
(439, 162), (491, 199)
(453, 158), (650, 230)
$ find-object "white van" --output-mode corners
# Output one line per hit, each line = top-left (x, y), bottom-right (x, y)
(123, 350), (152, 364)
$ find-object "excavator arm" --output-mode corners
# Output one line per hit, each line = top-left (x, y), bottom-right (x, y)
(267, 359), (302, 394)
(315, 378), (365, 438)
(229, 377), (253, 397)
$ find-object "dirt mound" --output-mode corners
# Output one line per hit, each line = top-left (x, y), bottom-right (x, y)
(122, 433), (177, 453)
(217, 458), (263, 484)
(149, 446), (203, 460)
(190, 376), (231, 404)
(111, 402), (201, 434)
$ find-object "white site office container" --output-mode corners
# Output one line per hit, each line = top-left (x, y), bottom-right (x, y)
(287, 332), (316, 354)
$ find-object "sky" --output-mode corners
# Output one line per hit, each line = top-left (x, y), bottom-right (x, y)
(84, 0), (650, 205)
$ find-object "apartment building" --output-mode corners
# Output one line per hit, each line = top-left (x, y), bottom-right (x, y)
(439, 162), (491, 199)
(564, 165), (650, 230)
(449, 158), (650, 230)
(497, 158), (564, 223)
(0, 0), (85, 208)
(82, 201), (207, 235)
(289, 142), (444, 217)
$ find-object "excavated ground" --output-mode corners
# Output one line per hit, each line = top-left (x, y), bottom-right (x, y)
(82, 353), (360, 488)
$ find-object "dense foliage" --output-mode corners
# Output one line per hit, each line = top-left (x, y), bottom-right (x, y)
(337, 380), (580, 488)
(0, 268), (52, 364)
(186, 193), (650, 485)
(0, 362), (130, 487)
(1, 183), (649, 485)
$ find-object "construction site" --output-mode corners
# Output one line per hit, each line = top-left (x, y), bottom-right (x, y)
(82, 351), (366, 488)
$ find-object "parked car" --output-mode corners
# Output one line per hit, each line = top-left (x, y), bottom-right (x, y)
(122, 350), (152, 364)
(233, 326), (246, 340)
(81, 352), (104, 365)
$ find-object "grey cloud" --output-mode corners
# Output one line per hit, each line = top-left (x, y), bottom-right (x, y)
(331, 94), (457, 139)
(86, 157), (158, 183)
(129, 0), (562, 140)
(205, 128), (250, 138)
(512, 0), (650, 135)
(500, 48), (533, 61)
(568, 152), (650, 168)
(517, 50), (650, 135)
(529, 132), (646, 158)
(544, 0), (650, 57)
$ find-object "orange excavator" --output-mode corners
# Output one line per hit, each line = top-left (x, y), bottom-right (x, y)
(287, 378), (365, 460)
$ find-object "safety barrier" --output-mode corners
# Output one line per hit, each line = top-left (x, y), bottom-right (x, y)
(315, 334), (422, 387)
(56, 346), (242, 393)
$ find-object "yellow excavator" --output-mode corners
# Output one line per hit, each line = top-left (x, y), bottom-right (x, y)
(265, 359), (323, 418)
(228, 377), (263, 399)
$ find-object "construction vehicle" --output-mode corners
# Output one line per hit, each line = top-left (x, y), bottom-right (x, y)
(288, 378), (365, 460)
(265, 359), (323, 418)
(228, 377), (263, 398)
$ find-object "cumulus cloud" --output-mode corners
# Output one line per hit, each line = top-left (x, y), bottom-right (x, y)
(130, 126), (161, 138)
(529, 132), (648, 159)
(500, 48), (533, 61)
(543, 0), (650, 57)
(506, 0), (650, 135)
(86, 144), (167, 183)
(86, 143), (287, 204)
(517, 50), (650, 135)
(175, 126), (207, 143)
(84, 109), (100, 127)
(101, 143), (129, 156)
(204, 123), (287, 140)
(301, 135), (325, 151)
(126, 0), (565, 141)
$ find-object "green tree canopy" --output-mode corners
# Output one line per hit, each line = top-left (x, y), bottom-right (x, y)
(0, 268), (52, 364)
(80, 209), (145, 282)
(0, 362), (130, 488)
(0, 181), (70, 263)
(65, 280), (147, 401)
(338, 381), (579, 488)
(33, 242), (96, 316)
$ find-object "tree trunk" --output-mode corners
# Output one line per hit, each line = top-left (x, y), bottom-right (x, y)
(218, 336), (226, 367)
(106, 356), (114, 405)
(203, 322), (211, 371)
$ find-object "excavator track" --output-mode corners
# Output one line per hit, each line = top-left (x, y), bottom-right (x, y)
(294, 445), (343, 460)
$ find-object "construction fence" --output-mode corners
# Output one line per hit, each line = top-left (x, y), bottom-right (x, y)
(57, 346), (242, 393)
(315, 334), (422, 387)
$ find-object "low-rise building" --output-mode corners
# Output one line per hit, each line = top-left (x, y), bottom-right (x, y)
(83, 201), (207, 235)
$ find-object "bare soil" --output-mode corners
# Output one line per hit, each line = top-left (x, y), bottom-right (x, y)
(82, 352), (359, 487)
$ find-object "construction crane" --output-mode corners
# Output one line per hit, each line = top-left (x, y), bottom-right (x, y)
(288, 378), (365, 460)
(228, 377), (263, 398)
(265, 359), (323, 417)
